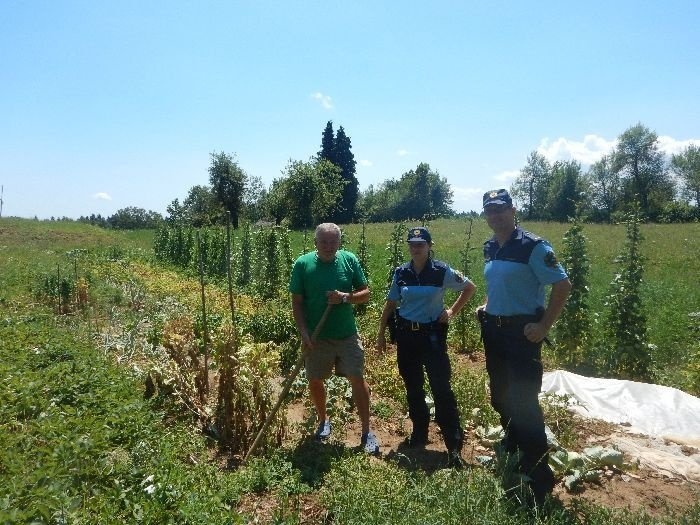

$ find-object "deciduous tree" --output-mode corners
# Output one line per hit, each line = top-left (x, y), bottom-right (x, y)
(510, 151), (551, 220)
(671, 144), (700, 206)
(209, 151), (247, 228)
(612, 123), (673, 220)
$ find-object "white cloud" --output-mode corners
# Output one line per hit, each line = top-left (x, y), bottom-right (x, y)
(657, 136), (700, 157)
(450, 186), (484, 213)
(535, 134), (700, 168)
(359, 159), (372, 167)
(494, 170), (519, 183)
(93, 192), (111, 201)
(396, 149), (409, 157)
(310, 92), (333, 110)
(536, 134), (616, 167)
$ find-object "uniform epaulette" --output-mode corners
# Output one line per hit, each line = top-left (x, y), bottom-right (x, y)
(522, 230), (542, 243)
(432, 259), (449, 270)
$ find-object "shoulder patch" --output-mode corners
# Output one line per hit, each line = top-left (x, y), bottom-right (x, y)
(544, 251), (559, 268)
(453, 269), (465, 283)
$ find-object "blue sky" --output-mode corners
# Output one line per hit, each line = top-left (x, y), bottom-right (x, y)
(1, 1), (698, 219)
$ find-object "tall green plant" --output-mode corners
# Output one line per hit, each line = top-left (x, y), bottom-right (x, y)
(385, 222), (406, 292)
(236, 222), (253, 287)
(357, 221), (370, 280)
(602, 202), (653, 380)
(556, 216), (591, 368)
(454, 217), (478, 353)
(277, 225), (293, 286)
(253, 227), (281, 299)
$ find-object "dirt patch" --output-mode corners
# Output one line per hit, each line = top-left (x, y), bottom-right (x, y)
(237, 492), (328, 524)
(278, 397), (699, 519)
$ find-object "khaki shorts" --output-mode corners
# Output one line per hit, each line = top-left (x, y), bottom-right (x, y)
(305, 333), (365, 379)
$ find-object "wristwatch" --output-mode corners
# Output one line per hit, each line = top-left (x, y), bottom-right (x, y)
(341, 293), (349, 304)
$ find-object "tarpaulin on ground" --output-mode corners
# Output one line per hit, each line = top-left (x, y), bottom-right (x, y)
(542, 370), (700, 445)
(541, 370), (700, 481)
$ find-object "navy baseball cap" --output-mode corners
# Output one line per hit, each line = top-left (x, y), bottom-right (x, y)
(483, 189), (513, 208)
(407, 226), (432, 243)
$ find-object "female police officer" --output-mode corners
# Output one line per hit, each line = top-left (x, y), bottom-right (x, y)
(377, 226), (476, 467)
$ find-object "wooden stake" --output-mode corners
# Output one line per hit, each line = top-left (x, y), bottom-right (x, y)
(243, 303), (333, 464)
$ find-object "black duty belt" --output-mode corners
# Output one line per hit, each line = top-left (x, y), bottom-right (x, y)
(483, 312), (539, 328)
(396, 316), (440, 332)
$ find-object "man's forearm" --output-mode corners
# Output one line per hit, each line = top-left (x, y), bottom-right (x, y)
(541, 278), (572, 331)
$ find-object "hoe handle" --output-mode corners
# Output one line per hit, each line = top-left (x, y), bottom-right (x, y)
(243, 303), (333, 464)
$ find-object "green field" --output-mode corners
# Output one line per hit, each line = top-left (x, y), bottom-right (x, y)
(1, 217), (699, 524)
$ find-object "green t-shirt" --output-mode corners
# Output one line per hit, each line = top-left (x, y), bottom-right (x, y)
(288, 249), (368, 340)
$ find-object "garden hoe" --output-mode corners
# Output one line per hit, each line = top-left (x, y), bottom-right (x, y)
(243, 302), (333, 464)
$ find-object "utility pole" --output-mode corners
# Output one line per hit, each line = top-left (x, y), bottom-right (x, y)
(0, 185), (4, 218)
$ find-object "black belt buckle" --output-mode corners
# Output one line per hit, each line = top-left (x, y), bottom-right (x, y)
(411, 321), (420, 331)
(496, 316), (504, 328)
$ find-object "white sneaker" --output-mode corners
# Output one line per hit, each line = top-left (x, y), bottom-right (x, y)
(361, 431), (380, 455)
(315, 420), (331, 441)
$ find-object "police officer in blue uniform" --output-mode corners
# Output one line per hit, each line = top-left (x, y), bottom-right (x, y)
(378, 226), (476, 467)
(477, 189), (571, 506)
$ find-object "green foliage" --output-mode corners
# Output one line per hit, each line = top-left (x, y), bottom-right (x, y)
(385, 222), (406, 292)
(453, 217), (480, 353)
(356, 221), (371, 281)
(671, 143), (700, 207)
(451, 365), (498, 429)
(108, 206), (163, 230)
(359, 163), (454, 222)
(4, 218), (700, 523)
(585, 154), (621, 223)
(547, 160), (586, 222)
(600, 203), (653, 380)
(252, 226), (283, 299)
(0, 316), (241, 523)
(555, 216), (591, 368)
(613, 123), (673, 220)
(209, 151), (247, 228)
(236, 221), (253, 287)
(268, 159), (346, 228)
(510, 151), (551, 220)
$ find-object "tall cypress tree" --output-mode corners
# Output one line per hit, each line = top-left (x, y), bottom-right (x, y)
(319, 121), (335, 162)
(333, 126), (358, 223)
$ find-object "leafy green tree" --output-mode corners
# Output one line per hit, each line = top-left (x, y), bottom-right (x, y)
(586, 154), (621, 223)
(612, 123), (674, 220)
(398, 163), (451, 220)
(209, 151), (247, 228)
(182, 185), (222, 228)
(359, 163), (453, 222)
(270, 159), (346, 228)
(242, 175), (267, 223)
(107, 207), (163, 229)
(671, 144), (700, 206)
(510, 151), (552, 220)
(548, 160), (585, 221)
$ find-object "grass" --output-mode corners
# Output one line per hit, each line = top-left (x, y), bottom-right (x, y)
(1, 216), (699, 524)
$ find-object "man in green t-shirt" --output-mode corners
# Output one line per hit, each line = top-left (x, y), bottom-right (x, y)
(289, 223), (379, 454)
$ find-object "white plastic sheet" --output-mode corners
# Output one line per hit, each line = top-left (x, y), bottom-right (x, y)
(541, 370), (700, 481)
(541, 370), (700, 445)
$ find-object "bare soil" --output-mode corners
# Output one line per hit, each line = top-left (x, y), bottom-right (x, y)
(233, 351), (699, 521)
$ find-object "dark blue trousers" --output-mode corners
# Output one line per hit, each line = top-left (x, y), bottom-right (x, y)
(395, 324), (463, 451)
(482, 319), (554, 501)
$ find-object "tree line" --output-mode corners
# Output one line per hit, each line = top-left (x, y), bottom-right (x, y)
(511, 123), (700, 223)
(65, 120), (698, 229)
(159, 121), (456, 229)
